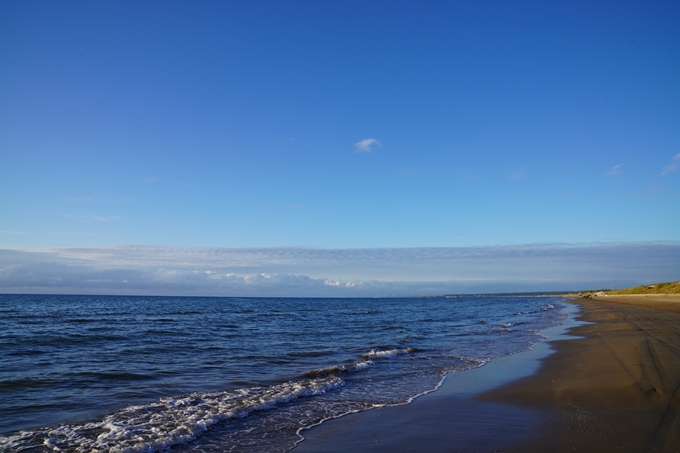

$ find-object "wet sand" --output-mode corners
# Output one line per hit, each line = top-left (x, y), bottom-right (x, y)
(293, 296), (680, 453)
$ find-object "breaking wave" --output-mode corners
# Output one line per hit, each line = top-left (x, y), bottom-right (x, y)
(0, 377), (344, 452)
(361, 347), (416, 359)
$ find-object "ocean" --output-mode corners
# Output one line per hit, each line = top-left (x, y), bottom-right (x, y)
(0, 294), (566, 452)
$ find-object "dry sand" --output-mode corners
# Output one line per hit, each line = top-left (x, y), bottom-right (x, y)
(484, 295), (680, 452)
(293, 296), (680, 453)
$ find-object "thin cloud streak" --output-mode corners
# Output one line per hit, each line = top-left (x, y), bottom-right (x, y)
(604, 164), (623, 176)
(1, 243), (678, 297)
(661, 153), (680, 175)
(630, 186), (662, 197)
(508, 167), (528, 180)
(62, 215), (120, 223)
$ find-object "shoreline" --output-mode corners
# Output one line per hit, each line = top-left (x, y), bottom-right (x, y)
(292, 296), (680, 453)
(292, 302), (581, 453)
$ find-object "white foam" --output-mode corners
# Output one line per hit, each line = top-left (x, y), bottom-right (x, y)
(353, 360), (373, 370)
(0, 376), (344, 452)
(362, 347), (414, 359)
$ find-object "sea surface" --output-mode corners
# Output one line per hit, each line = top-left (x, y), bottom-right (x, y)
(0, 294), (566, 452)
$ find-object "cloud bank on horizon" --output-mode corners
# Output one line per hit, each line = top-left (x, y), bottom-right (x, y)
(1, 242), (678, 297)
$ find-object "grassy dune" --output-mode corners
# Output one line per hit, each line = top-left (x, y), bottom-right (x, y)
(608, 281), (680, 295)
(565, 280), (680, 297)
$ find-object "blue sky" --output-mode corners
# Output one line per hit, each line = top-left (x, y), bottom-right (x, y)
(1, 1), (679, 295)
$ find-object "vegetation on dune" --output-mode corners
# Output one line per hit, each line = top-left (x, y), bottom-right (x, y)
(608, 281), (680, 295)
(565, 281), (680, 297)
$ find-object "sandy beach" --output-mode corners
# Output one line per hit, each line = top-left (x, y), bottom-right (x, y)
(293, 296), (680, 453)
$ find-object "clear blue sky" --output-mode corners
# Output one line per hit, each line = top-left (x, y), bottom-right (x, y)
(1, 1), (678, 295)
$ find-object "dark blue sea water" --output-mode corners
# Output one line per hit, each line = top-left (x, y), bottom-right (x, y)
(0, 294), (566, 452)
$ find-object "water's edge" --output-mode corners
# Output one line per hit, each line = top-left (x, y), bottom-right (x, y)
(291, 300), (581, 451)
(0, 295), (567, 452)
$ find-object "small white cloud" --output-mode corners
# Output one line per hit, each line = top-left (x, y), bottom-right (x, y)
(354, 138), (382, 153)
(661, 153), (680, 175)
(604, 164), (623, 176)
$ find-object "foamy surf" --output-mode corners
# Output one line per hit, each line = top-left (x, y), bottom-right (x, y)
(0, 377), (344, 452)
(362, 347), (416, 359)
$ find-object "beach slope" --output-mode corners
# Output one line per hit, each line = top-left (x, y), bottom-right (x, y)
(483, 295), (680, 452)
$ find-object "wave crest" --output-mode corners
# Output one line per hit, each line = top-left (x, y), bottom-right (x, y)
(362, 347), (415, 359)
(0, 376), (344, 452)
(306, 360), (374, 377)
